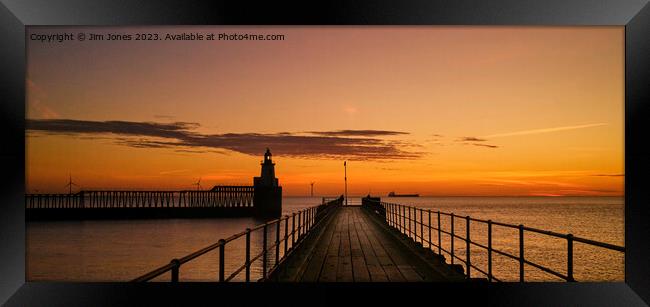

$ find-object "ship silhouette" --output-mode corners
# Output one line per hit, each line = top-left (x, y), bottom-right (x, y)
(388, 191), (419, 197)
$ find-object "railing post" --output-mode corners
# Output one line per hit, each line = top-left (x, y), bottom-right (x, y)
(292, 213), (296, 246)
(450, 213), (455, 265)
(263, 224), (268, 279)
(488, 220), (493, 282)
(386, 203), (390, 226)
(275, 219), (280, 266)
(396, 204), (400, 230)
(170, 258), (180, 283)
(437, 211), (442, 255)
(385, 203), (389, 226)
(284, 215), (289, 255)
(567, 234), (575, 282)
(420, 208), (424, 245)
(466, 216), (471, 279)
(219, 239), (225, 282)
(519, 224), (524, 282)
(379, 203), (391, 226)
(402, 205), (406, 234)
(396, 204), (399, 230)
(245, 228), (251, 282)
(407, 207), (412, 237)
(393, 204), (397, 228)
(428, 210), (432, 249)
(309, 207), (312, 230)
(298, 210), (302, 239)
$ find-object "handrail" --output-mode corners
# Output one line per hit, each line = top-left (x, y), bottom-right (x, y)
(26, 188), (257, 209)
(132, 196), (344, 282)
(361, 199), (624, 282)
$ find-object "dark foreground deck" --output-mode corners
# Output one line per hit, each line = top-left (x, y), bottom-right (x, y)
(269, 206), (465, 282)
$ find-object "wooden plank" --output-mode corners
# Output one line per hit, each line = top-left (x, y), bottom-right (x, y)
(349, 211), (371, 282)
(362, 210), (426, 282)
(355, 211), (391, 281)
(360, 207), (453, 281)
(318, 220), (341, 282)
(358, 210), (411, 282)
(275, 208), (339, 281)
(336, 209), (354, 282)
(276, 206), (461, 282)
(299, 211), (339, 282)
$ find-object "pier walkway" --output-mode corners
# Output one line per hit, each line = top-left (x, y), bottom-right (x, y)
(133, 196), (624, 283)
(268, 206), (464, 282)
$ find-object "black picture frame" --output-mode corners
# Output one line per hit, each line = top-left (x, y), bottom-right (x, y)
(1, 1), (649, 306)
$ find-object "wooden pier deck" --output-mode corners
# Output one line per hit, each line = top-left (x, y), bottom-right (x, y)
(269, 206), (466, 282)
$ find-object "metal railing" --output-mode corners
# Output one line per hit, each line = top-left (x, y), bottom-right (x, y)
(362, 199), (624, 282)
(25, 187), (255, 209)
(132, 196), (343, 282)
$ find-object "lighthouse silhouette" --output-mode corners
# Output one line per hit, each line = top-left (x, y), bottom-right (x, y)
(253, 148), (282, 216)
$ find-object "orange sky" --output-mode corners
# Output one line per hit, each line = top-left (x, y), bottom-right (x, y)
(26, 26), (624, 196)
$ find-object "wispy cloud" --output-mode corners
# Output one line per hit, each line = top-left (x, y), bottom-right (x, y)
(27, 119), (200, 139)
(306, 130), (409, 137)
(456, 136), (499, 148)
(27, 119), (423, 161)
(484, 123), (607, 138)
(458, 137), (487, 142)
(470, 143), (499, 148)
(591, 173), (625, 177)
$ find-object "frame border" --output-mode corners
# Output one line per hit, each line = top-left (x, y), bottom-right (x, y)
(1, 1), (649, 306)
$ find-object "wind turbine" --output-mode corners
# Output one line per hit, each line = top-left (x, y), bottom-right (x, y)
(64, 173), (78, 194)
(310, 182), (315, 197)
(194, 177), (203, 191)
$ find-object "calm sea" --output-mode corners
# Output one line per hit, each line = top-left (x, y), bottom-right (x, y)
(27, 196), (623, 282)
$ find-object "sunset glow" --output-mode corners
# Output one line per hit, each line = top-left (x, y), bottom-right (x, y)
(26, 26), (624, 196)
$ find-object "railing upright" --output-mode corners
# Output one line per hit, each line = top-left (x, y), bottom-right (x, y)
(407, 207), (412, 237)
(567, 234), (574, 282)
(262, 224), (268, 279)
(519, 224), (524, 282)
(292, 213), (296, 246)
(170, 259), (180, 282)
(488, 220), (493, 282)
(245, 228), (251, 282)
(420, 208), (424, 245)
(402, 206), (406, 233)
(298, 211), (302, 238)
(219, 239), (225, 282)
(437, 210), (442, 255)
(284, 216), (289, 255)
(275, 219), (280, 266)
(466, 216), (471, 278)
(386, 203), (389, 226)
(428, 210), (432, 249)
(450, 213), (455, 265)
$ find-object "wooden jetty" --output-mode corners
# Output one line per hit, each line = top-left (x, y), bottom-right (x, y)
(268, 206), (464, 282)
(133, 195), (625, 283)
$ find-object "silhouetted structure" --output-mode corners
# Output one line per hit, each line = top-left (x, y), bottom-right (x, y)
(252, 148), (282, 217)
(388, 191), (419, 197)
(26, 149), (283, 220)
